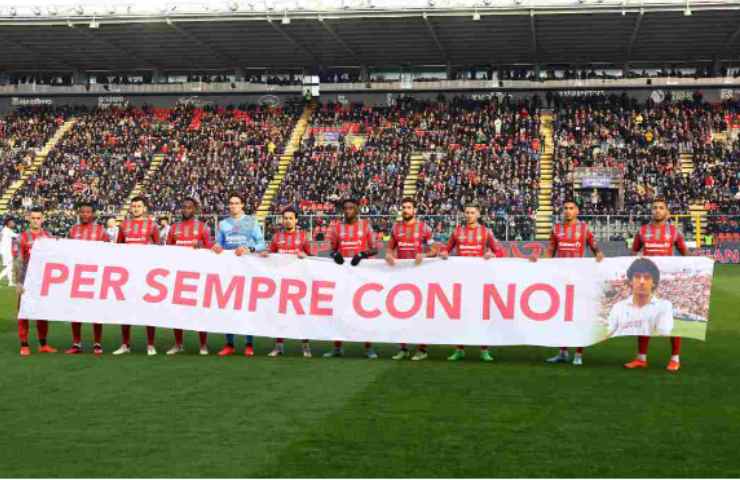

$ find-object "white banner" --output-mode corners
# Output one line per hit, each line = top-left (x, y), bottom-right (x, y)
(19, 239), (714, 346)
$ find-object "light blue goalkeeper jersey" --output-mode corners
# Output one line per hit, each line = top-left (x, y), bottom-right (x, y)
(216, 214), (265, 252)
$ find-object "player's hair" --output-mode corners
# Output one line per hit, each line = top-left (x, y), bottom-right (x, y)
(282, 207), (298, 217)
(182, 197), (199, 206)
(158, 216), (169, 223)
(3, 217), (15, 226)
(340, 197), (358, 207)
(76, 201), (95, 210)
(401, 197), (417, 207)
(29, 207), (43, 215)
(228, 192), (245, 204)
(653, 197), (668, 207)
(562, 198), (579, 207)
(626, 258), (660, 287)
(464, 202), (481, 211)
(130, 195), (148, 207)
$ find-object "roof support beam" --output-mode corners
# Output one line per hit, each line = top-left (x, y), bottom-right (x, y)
(625, 11), (643, 65)
(0, 33), (78, 70)
(529, 11), (538, 68)
(318, 19), (362, 64)
(72, 27), (162, 70)
(720, 23), (740, 62)
(169, 22), (240, 68)
(422, 13), (449, 64)
(267, 19), (321, 66)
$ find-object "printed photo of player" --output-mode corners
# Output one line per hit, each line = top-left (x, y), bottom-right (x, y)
(607, 258), (674, 338)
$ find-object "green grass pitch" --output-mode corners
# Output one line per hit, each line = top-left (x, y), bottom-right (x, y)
(0, 265), (738, 477)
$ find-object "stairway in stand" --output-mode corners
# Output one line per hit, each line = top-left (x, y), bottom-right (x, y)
(115, 153), (166, 222)
(0, 118), (77, 215)
(255, 102), (316, 224)
(535, 111), (554, 240)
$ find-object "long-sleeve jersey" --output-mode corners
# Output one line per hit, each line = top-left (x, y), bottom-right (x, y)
(215, 214), (265, 251)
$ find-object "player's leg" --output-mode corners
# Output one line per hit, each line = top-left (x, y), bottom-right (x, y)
(411, 344), (428, 361)
(546, 347), (570, 364)
(666, 337), (681, 372)
(36, 321), (56, 353)
(167, 329), (185, 355)
(392, 343), (410, 360)
(365, 341), (378, 359)
(66, 322), (83, 354)
(18, 318), (30, 356)
(301, 339), (311, 358)
(146, 326), (157, 356)
(323, 340), (344, 358)
(244, 335), (254, 357)
(198, 332), (208, 355)
(1, 261), (14, 286)
(448, 345), (466, 361)
(113, 325), (132, 355)
(269, 338), (284, 357)
(93, 323), (103, 355)
(572, 347), (584, 366)
(218, 333), (236, 356)
(480, 345), (493, 362)
(624, 336), (649, 368)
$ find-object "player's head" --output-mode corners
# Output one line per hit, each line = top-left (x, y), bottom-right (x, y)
(464, 202), (481, 225)
(181, 197), (198, 220)
(29, 207), (44, 230)
(341, 198), (358, 222)
(282, 207), (298, 231)
(562, 198), (579, 222)
(158, 216), (169, 227)
(627, 258), (660, 298)
(106, 217), (117, 229)
(77, 202), (95, 224)
(130, 196), (148, 218)
(4, 217), (16, 229)
(651, 198), (670, 223)
(228, 192), (245, 217)
(400, 197), (417, 222)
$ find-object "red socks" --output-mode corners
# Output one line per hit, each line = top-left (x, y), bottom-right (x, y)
(146, 327), (156, 346)
(18, 319), (29, 343)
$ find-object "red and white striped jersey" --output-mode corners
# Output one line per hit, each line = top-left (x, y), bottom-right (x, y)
(446, 224), (498, 257)
(389, 220), (433, 259)
(19, 229), (52, 264)
(549, 221), (598, 258)
(632, 223), (688, 256)
(269, 230), (312, 256)
(166, 219), (213, 249)
(328, 219), (376, 258)
(68, 223), (109, 242)
(117, 218), (160, 245)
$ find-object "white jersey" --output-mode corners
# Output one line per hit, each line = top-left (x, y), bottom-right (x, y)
(607, 296), (674, 337)
(0, 226), (18, 263)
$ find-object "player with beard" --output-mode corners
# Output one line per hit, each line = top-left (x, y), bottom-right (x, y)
(385, 198), (437, 361)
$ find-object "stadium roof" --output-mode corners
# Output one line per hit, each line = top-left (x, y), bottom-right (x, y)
(0, 0), (739, 71)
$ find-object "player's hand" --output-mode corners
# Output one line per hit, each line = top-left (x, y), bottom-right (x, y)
(385, 254), (396, 266)
(595, 251), (605, 263)
(15, 284), (24, 295)
(331, 251), (344, 265)
(259, 250), (269, 258)
(211, 245), (224, 254)
(297, 251), (307, 259)
(439, 250), (449, 260)
(483, 251), (494, 260)
(235, 246), (248, 257)
(351, 252), (368, 266)
(414, 253), (424, 265)
(528, 253), (539, 263)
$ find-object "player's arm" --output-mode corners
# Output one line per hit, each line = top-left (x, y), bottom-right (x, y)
(327, 225), (344, 264)
(166, 227), (176, 246)
(200, 224), (214, 249)
(675, 231), (689, 256)
(151, 224), (161, 245)
(261, 236), (278, 257)
(212, 224), (225, 253)
(588, 229), (604, 262)
(300, 233), (311, 258)
(631, 231), (642, 256)
(385, 231), (398, 265)
(250, 221), (266, 253)
(423, 225), (438, 258)
(352, 223), (377, 266)
(483, 229), (496, 260)
(116, 227), (126, 244)
(440, 233), (456, 259)
(12, 250), (23, 294)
